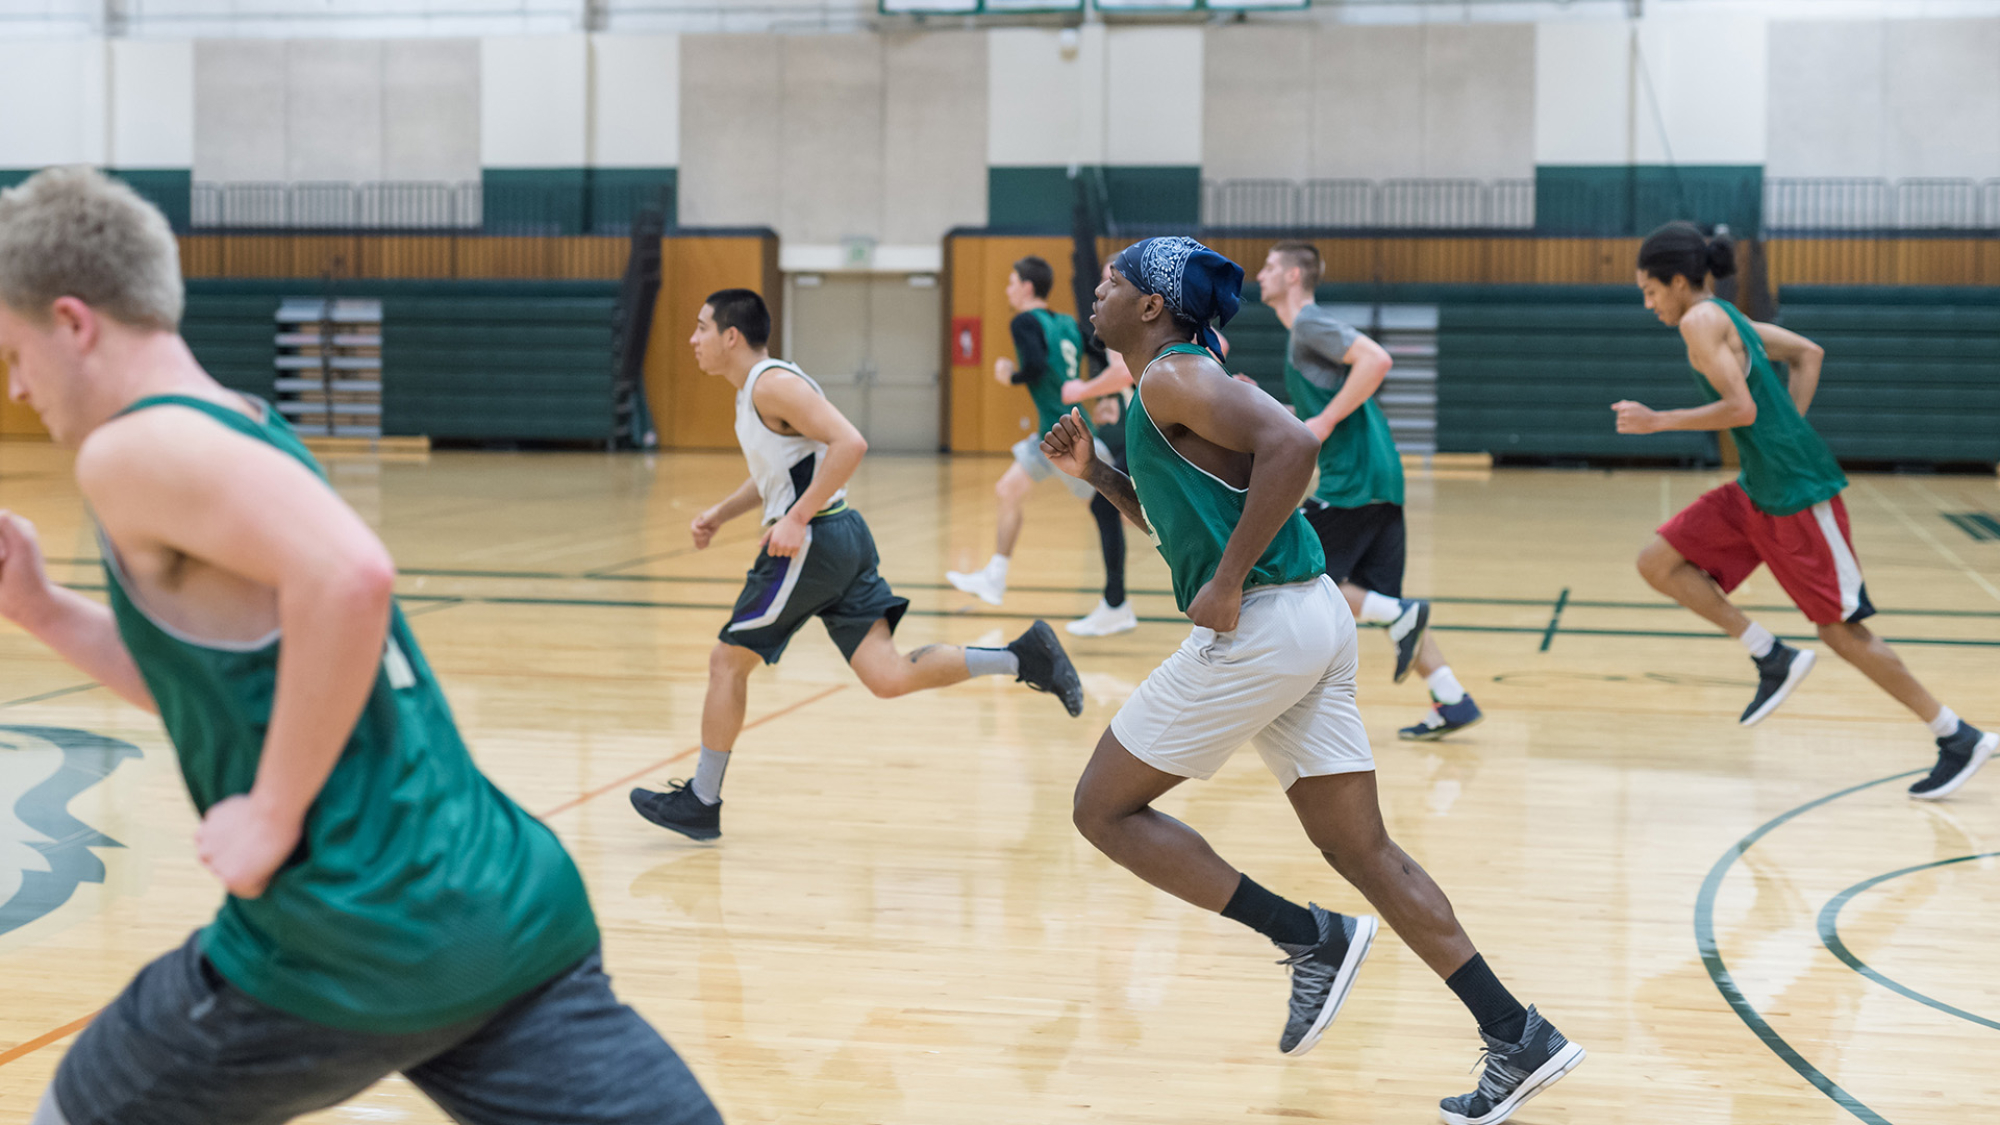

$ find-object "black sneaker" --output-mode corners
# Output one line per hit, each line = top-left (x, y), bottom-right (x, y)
(1399, 694), (1484, 741)
(1909, 723), (1998, 801)
(630, 781), (722, 841)
(1439, 1005), (1586, 1125)
(1388, 598), (1430, 683)
(1273, 905), (1377, 1056)
(1008, 620), (1084, 717)
(1741, 641), (1815, 727)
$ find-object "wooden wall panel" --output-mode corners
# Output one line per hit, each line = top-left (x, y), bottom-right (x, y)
(947, 236), (1072, 453)
(174, 235), (629, 281)
(647, 234), (780, 451)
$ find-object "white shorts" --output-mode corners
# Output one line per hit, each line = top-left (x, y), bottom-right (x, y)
(1110, 576), (1375, 789)
(1012, 435), (1107, 502)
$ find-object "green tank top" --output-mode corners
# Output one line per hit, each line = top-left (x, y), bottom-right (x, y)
(1283, 361), (1404, 508)
(1126, 344), (1327, 613)
(1692, 299), (1847, 516)
(100, 395), (598, 1033)
(1023, 308), (1087, 434)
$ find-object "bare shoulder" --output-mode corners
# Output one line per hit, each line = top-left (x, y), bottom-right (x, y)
(1677, 300), (1730, 345)
(76, 404), (305, 514)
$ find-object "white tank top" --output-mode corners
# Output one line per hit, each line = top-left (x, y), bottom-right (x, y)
(736, 359), (846, 526)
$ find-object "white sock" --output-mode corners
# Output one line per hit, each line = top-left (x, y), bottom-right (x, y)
(986, 554), (1010, 583)
(1358, 591), (1403, 625)
(1426, 666), (1466, 706)
(691, 745), (729, 805)
(1738, 622), (1775, 659)
(1928, 705), (1961, 739)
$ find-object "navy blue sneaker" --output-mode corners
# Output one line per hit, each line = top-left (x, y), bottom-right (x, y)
(1388, 598), (1430, 683)
(1400, 694), (1484, 741)
(1909, 722), (1997, 800)
(1741, 641), (1814, 727)
(631, 781), (722, 841)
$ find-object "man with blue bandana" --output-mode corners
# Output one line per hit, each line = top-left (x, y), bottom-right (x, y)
(1042, 237), (1582, 1125)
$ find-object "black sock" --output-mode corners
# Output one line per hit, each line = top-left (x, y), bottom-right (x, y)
(1090, 493), (1126, 606)
(1220, 874), (1326, 950)
(1446, 954), (1529, 1043)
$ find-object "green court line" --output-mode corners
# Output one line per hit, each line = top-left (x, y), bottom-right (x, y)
(1817, 852), (2000, 1032)
(1539, 588), (1569, 652)
(1695, 768), (1924, 1125)
(0, 683), (99, 709)
(400, 598), (468, 619)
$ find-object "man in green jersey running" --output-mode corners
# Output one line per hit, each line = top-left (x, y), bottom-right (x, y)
(1618, 221), (1993, 800)
(1046, 237), (1581, 1125)
(1254, 241), (1483, 741)
(948, 255), (1136, 637)
(0, 168), (721, 1124)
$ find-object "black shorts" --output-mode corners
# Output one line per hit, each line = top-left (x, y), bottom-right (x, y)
(1300, 500), (1406, 597)
(720, 507), (910, 665)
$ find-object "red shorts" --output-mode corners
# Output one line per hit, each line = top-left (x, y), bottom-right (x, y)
(1658, 483), (1874, 626)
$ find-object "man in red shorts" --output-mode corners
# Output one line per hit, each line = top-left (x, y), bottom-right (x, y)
(1615, 221), (1992, 800)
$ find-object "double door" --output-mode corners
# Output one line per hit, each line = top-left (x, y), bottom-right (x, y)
(785, 274), (940, 453)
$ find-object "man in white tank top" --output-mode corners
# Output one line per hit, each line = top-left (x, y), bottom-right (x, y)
(630, 289), (1085, 841)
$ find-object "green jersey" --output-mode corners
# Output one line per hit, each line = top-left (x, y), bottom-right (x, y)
(1692, 299), (1847, 516)
(1285, 305), (1403, 508)
(1126, 344), (1327, 612)
(100, 395), (598, 1034)
(1015, 308), (1086, 434)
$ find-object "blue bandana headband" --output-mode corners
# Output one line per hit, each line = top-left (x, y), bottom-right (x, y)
(1110, 236), (1244, 359)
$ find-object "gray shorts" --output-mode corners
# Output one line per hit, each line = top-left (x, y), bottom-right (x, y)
(1012, 435), (1107, 502)
(41, 931), (722, 1125)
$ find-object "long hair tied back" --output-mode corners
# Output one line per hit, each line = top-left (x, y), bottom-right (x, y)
(1638, 221), (1735, 286)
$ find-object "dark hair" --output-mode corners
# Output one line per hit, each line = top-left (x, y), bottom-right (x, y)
(705, 288), (770, 349)
(1012, 256), (1054, 299)
(1638, 221), (1735, 286)
(1270, 241), (1322, 289)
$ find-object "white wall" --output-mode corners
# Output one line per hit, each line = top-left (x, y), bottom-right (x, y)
(1105, 28), (1202, 166)
(1536, 16), (1767, 167)
(110, 40), (193, 169)
(988, 27), (1098, 168)
(480, 34), (588, 168)
(0, 40), (107, 167)
(591, 33), (679, 168)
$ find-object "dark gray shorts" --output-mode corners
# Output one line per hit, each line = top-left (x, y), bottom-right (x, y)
(720, 507), (909, 665)
(48, 931), (723, 1125)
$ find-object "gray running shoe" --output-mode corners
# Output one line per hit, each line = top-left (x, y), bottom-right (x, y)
(1273, 905), (1377, 1056)
(1438, 1006), (1586, 1125)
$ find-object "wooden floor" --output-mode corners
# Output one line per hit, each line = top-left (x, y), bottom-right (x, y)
(1, 442), (1995, 1123)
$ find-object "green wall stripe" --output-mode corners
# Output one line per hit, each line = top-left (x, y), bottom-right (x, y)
(1534, 164), (1761, 237)
(987, 165), (1199, 230)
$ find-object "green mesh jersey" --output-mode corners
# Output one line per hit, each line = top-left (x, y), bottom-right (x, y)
(99, 394), (598, 1034)
(1693, 299), (1847, 516)
(1126, 344), (1326, 612)
(1020, 308), (1086, 434)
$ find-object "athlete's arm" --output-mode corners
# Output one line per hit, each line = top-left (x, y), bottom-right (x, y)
(79, 409), (397, 899)
(1752, 320), (1825, 415)
(1301, 334), (1391, 442)
(1042, 409), (1150, 536)
(1613, 305), (1757, 434)
(0, 512), (154, 711)
(1143, 354), (1320, 632)
(754, 371), (867, 558)
(1003, 312), (1045, 387)
(693, 477), (761, 549)
(1061, 358), (1134, 405)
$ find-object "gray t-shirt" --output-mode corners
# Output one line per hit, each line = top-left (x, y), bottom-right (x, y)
(1286, 305), (1361, 393)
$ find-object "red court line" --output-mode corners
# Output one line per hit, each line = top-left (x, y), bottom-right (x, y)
(0, 684), (849, 1071)
(537, 683), (847, 819)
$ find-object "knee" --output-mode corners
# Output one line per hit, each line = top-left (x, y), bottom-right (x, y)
(1070, 789), (1120, 850)
(850, 659), (906, 699)
(1635, 544), (1674, 588)
(708, 643), (754, 682)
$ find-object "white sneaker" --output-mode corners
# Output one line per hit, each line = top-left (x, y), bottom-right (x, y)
(946, 568), (1006, 606)
(1066, 600), (1138, 637)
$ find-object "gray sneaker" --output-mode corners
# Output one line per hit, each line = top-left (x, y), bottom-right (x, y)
(1438, 1005), (1585, 1125)
(1273, 905), (1377, 1056)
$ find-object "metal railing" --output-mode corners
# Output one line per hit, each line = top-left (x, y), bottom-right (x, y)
(1203, 178), (1535, 230)
(1763, 177), (2000, 232)
(189, 180), (675, 235)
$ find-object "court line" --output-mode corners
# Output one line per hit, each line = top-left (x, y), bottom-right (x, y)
(0, 684), (99, 709)
(1538, 588), (1569, 652)
(1816, 851), (2000, 1032)
(536, 683), (847, 819)
(0, 684), (852, 1072)
(1695, 767), (1924, 1125)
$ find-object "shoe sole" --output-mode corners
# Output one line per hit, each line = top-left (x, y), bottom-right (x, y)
(1392, 602), (1430, 683)
(1399, 713), (1485, 742)
(1065, 617), (1138, 637)
(1438, 1041), (1587, 1125)
(1909, 730), (1998, 801)
(1740, 648), (1816, 727)
(946, 572), (1005, 607)
(629, 790), (722, 841)
(1283, 915), (1378, 1057)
